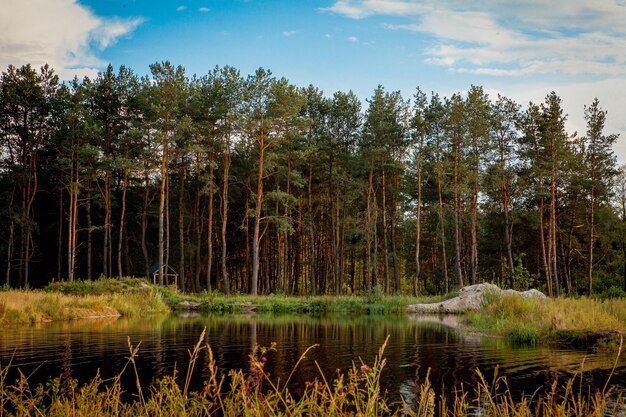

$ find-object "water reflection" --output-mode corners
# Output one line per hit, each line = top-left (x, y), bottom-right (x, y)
(0, 313), (624, 405)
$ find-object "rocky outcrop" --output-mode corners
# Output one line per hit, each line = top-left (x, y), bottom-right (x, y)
(406, 283), (546, 314)
(177, 300), (202, 310)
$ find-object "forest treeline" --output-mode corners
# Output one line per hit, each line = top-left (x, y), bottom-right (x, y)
(1, 62), (625, 296)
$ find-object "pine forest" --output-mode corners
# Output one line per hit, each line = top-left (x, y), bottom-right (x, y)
(1, 62), (625, 297)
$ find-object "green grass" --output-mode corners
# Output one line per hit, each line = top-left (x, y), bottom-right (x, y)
(0, 330), (622, 416)
(2, 277), (439, 324)
(188, 293), (425, 315)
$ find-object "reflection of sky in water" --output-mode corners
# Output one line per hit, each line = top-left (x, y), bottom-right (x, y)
(0, 313), (624, 407)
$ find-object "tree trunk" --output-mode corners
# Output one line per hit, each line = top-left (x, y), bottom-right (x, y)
(158, 125), (169, 285)
(244, 188), (250, 293)
(437, 155), (449, 293)
(502, 182), (515, 288)
(365, 157), (373, 292)
(221, 140), (232, 295)
(283, 156), (292, 294)
(453, 134), (463, 289)
(390, 173), (400, 294)
(414, 153), (422, 297)
(179, 169), (186, 290)
(308, 154), (316, 295)
(206, 155), (214, 291)
(117, 168), (128, 280)
(103, 172), (111, 278)
(5, 189), (15, 285)
(470, 175), (479, 285)
(67, 126), (79, 282)
(550, 171), (560, 296)
(86, 185), (93, 280)
(141, 170), (150, 278)
(192, 153), (201, 293)
(588, 166), (596, 295)
(251, 142), (265, 295)
(57, 177), (63, 280)
(381, 166), (390, 294)
(539, 197), (552, 296)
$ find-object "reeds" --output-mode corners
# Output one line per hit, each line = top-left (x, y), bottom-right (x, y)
(0, 332), (623, 416)
(467, 293), (626, 346)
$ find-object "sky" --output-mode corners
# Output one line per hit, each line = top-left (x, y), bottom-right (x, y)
(1, 0), (625, 163)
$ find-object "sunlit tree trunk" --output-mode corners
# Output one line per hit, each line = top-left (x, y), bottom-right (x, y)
(381, 166), (389, 293)
(205, 156), (214, 291)
(308, 154), (316, 295)
(221, 139), (231, 294)
(141, 170), (150, 278)
(117, 167), (128, 280)
(414, 151), (422, 296)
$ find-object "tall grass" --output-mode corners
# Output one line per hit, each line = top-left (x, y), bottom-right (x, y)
(0, 287), (169, 325)
(467, 293), (626, 346)
(0, 332), (622, 416)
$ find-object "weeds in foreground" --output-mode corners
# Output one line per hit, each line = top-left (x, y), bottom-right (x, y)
(0, 333), (623, 416)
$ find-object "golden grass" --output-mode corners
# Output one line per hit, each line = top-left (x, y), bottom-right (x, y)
(0, 289), (169, 325)
(468, 294), (626, 345)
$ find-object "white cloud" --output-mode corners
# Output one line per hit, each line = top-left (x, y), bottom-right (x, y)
(176, 6), (187, 11)
(0, 0), (143, 80)
(326, 0), (626, 77)
(321, 0), (426, 19)
(325, 33), (333, 39)
(348, 36), (359, 43)
(198, 7), (210, 13)
(282, 31), (297, 37)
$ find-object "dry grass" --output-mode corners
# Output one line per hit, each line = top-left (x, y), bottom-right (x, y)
(467, 294), (626, 345)
(0, 289), (169, 325)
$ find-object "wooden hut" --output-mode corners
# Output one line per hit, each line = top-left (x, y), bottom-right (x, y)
(149, 263), (178, 287)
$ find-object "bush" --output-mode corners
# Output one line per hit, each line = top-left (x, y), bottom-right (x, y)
(599, 286), (626, 300)
(44, 277), (150, 296)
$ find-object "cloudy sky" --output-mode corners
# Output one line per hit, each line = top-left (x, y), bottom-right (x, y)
(2, 0), (625, 162)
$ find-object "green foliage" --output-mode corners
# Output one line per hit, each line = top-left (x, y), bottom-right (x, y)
(44, 277), (149, 296)
(506, 324), (541, 345)
(599, 286), (626, 300)
(364, 285), (384, 304)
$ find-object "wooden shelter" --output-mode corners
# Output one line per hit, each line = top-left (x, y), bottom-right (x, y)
(149, 263), (178, 286)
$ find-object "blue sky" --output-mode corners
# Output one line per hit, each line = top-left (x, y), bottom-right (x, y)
(2, 0), (625, 162)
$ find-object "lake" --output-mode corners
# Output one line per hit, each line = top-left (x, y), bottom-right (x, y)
(0, 313), (624, 407)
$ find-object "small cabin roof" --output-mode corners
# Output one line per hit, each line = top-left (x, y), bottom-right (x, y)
(149, 263), (178, 275)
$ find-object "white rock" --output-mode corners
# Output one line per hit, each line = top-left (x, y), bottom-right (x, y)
(407, 283), (546, 313)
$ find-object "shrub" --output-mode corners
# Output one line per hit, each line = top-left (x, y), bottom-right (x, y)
(599, 286), (626, 300)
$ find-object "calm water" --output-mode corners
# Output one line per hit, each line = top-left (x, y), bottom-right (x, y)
(0, 313), (624, 406)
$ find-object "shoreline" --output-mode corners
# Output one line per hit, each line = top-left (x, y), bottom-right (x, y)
(1, 279), (624, 350)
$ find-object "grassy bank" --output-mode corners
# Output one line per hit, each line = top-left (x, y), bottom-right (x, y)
(0, 278), (442, 324)
(0, 279), (169, 324)
(0, 331), (622, 416)
(163, 291), (432, 315)
(467, 292), (626, 346)
(47, 277), (440, 315)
